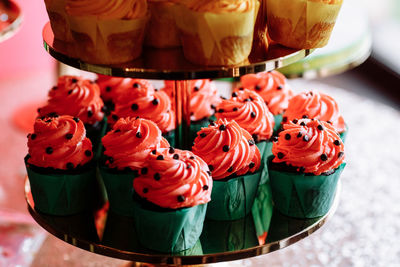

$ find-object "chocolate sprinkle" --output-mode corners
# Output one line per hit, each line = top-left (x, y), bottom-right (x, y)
(52, 86), (57, 90)
(194, 86), (199, 91)
(31, 134), (37, 140)
(131, 103), (139, 111)
(200, 132), (206, 138)
(106, 86), (111, 92)
(152, 99), (159, 105)
(249, 162), (255, 169)
(277, 85), (282, 90)
(177, 195), (185, 202)
(73, 117), (80, 123)
(143, 188), (148, 193)
(46, 147), (53, 154)
(239, 87), (244, 90)
(187, 163), (192, 169)
(303, 135), (309, 142)
(156, 155), (164, 160)
(218, 109), (224, 113)
(87, 110), (93, 117)
(207, 171), (211, 176)
(244, 98), (251, 102)
(154, 173), (161, 180)
(169, 147), (175, 154)
(208, 165), (214, 171)
(112, 114), (119, 121)
(133, 83), (140, 88)
(297, 132), (303, 138)
(255, 85), (261, 91)
(271, 136), (278, 142)
(210, 104), (216, 110)
(68, 90), (73, 95)
(277, 152), (284, 159)
(334, 140), (341, 146)
(317, 125), (324, 131)
(300, 122), (306, 126)
(232, 92), (238, 97)
(114, 129), (121, 133)
(338, 152), (344, 158)
(173, 154), (179, 160)
(71, 78), (78, 83)
(136, 132), (142, 138)
(233, 107), (238, 111)
(252, 134), (259, 143)
(66, 162), (74, 169)
(248, 139), (255, 146)
(142, 168), (148, 175)
(190, 156), (195, 160)
(282, 117), (288, 123)
(320, 154), (328, 161)
(223, 145), (230, 152)
(285, 133), (291, 140)
(292, 119), (298, 124)
(85, 150), (92, 157)
(251, 111), (256, 118)
(219, 124), (226, 131)
(203, 185), (209, 190)
(302, 115), (308, 119)
(152, 150), (157, 155)
(227, 166), (233, 172)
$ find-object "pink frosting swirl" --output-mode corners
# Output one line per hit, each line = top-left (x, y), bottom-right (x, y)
(102, 117), (169, 170)
(38, 76), (104, 125)
(215, 89), (274, 141)
(282, 91), (346, 133)
(239, 71), (293, 115)
(27, 115), (93, 170)
(66, 0), (148, 19)
(272, 119), (345, 175)
(133, 148), (213, 209)
(96, 75), (131, 103)
(192, 119), (261, 180)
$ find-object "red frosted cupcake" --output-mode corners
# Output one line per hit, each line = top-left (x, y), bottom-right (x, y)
(239, 70), (293, 131)
(100, 117), (169, 216)
(25, 115), (98, 215)
(192, 119), (261, 220)
(268, 119), (346, 218)
(282, 91), (347, 141)
(132, 148), (212, 252)
(38, 75), (106, 154)
(110, 79), (175, 146)
(96, 74), (131, 114)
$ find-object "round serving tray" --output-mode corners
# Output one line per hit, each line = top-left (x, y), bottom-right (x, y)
(42, 22), (312, 80)
(0, 0), (22, 42)
(25, 178), (340, 265)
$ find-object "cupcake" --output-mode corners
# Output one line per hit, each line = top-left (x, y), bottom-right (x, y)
(269, 119), (346, 218)
(282, 91), (347, 141)
(239, 70), (293, 132)
(132, 148), (212, 252)
(110, 79), (176, 146)
(175, 0), (260, 65)
(145, 0), (181, 48)
(38, 76), (106, 156)
(100, 117), (169, 216)
(25, 115), (98, 215)
(215, 89), (274, 179)
(192, 119), (261, 220)
(163, 79), (221, 143)
(44, 0), (72, 42)
(65, 0), (149, 64)
(96, 74), (131, 115)
(266, 0), (343, 49)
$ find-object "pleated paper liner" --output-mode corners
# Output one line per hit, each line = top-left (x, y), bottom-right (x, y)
(26, 162), (99, 216)
(273, 114), (283, 134)
(132, 200), (208, 253)
(207, 170), (261, 221)
(98, 165), (137, 217)
(268, 156), (346, 219)
(251, 183), (274, 244)
(256, 141), (273, 185)
(201, 214), (258, 253)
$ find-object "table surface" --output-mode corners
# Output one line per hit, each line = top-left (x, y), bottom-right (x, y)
(1, 72), (400, 266)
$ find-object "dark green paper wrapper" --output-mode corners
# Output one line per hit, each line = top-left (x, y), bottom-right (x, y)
(26, 164), (98, 216)
(251, 183), (274, 240)
(163, 130), (175, 148)
(207, 170), (261, 221)
(132, 201), (208, 253)
(99, 165), (137, 217)
(273, 114), (283, 134)
(339, 130), (347, 143)
(256, 141), (273, 185)
(269, 158), (346, 219)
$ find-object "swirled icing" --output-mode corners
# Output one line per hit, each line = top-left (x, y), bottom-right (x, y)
(27, 115), (93, 170)
(282, 91), (346, 133)
(102, 117), (169, 170)
(38, 76), (104, 125)
(239, 71), (293, 115)
(186, 0), (256, 13)
(215, 89), (274, 141)
(272, 119), (345, 175)
(96, 75), (131, 103)
(133, 148), (212, 209)
(192, 118), (260, 180)
(66, 0), (148, 19)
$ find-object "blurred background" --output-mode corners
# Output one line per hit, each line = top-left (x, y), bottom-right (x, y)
(0, 0), (399, 266)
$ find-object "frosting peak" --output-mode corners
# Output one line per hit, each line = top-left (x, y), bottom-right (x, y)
(186, 0), (256, 13)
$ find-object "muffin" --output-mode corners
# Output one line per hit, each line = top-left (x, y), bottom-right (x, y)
(44, 0), (72, 42)
(25, 115), (97, 215)
(145, 0), (181, 48)
(239, 70), (293, 132)
(66, 0), (149, 64)
(282, 91), (347, 141)
(266, 0), (343, 49)
(215, 89), (274, 178)
(175, 0), (260, 65)
(100, 117), (169, 216)
(269, 119), (346, 218)
(38, 75), (106, 156)
(132, 148), (212, 252)
(192, 119), (261, 220)
(109, 79), (176, 146)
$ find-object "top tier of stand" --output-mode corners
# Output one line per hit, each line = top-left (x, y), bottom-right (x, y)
(43, 22), (312, 80)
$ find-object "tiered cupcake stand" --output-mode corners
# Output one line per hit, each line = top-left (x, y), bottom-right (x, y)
(0, 0), (22, 42)
(24, 4), (365, 263)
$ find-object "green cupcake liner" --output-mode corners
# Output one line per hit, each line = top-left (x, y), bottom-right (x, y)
(269, 157), (346, 219)
(201, 215), (258, 253)
(174, 239), (203, 256)
(86, 117), (108, 159)
(99, 165), (137, 217)
(251, 183), (274, 239)
(273, 114), (283, 134)
(132, 201), (208, 253)
(163, 130), (176, 148)
(26, 164), (98, 216)
(207, 170), (261, 221)
(256, 141), (273, 185)
(339, 130), (347, 143)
